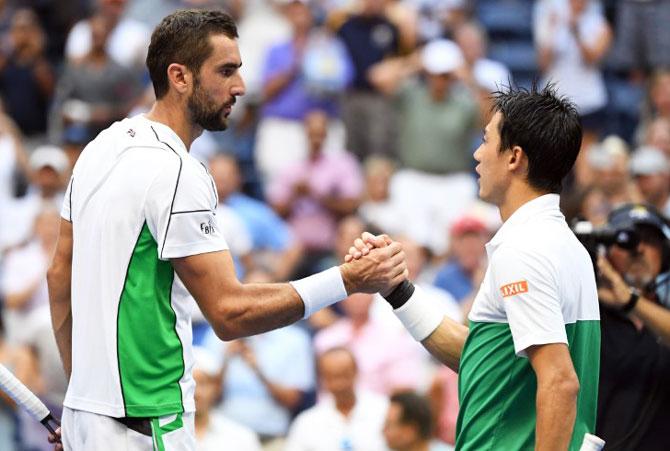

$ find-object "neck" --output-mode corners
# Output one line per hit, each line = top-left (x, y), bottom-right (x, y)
(498, 183), (548, 222)
(145, 100), (201, 150)
(335, 391), (356, 416)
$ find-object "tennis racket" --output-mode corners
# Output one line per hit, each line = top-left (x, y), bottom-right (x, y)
(0, 363), (60, 434)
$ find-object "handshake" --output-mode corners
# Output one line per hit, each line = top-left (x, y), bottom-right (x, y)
(338, 232), (409, 297)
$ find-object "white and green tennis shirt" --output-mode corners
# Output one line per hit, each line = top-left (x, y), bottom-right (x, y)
(61, 115), (228, 418)
(456, 194), (600, 450)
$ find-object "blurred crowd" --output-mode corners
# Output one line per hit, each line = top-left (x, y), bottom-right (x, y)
(1, 0), (670, 449)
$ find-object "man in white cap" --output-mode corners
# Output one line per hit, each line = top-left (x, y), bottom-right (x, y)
(369, 39), (480, 253)
(630, 146), (670, 217)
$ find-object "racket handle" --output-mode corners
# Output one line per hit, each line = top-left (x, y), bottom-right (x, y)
(0, 363), (50, 422)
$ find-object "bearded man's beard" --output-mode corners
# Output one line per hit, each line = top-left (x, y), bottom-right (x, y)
(188, 78), (229, 131)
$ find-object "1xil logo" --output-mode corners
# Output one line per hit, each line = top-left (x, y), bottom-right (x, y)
(500, 280), (529, 298)
(200, 220), (215, 235)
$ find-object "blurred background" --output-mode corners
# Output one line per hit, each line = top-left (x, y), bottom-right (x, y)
(1, 0), (669, 449)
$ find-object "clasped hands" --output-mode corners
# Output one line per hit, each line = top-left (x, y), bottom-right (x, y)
(339, 232), (407, 296)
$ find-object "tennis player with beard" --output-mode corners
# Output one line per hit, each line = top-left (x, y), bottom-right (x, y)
(46, 10), (408, 451)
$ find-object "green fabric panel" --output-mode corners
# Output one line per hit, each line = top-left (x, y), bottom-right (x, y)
(117, 223), (184, 417)
(151, 414), (183, 451)
(456, 320), (600, 450)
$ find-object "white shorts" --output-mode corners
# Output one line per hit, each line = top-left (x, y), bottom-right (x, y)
(62, 407), (195, 451)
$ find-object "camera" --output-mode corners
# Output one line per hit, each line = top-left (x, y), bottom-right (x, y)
(572, 221), (640, 262)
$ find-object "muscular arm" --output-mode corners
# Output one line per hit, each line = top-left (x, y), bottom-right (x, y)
(172, 243), (406, 341)
(420, 317), (469, 372)
(46, 219), (73, 378)
(527, 343), (580, 451)
(172, 250), (304, 340)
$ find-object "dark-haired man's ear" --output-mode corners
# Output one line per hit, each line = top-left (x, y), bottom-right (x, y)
(167, 63), (192, 96)
(507, 145), (526, 172)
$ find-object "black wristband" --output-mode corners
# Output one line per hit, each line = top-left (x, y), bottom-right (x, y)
(383, 280), (416, 310)
(621, 288), (640, 313)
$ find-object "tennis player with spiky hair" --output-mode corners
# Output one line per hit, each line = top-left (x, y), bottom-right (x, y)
(47, 10), (408, 450)
(348, 84), (601, 451)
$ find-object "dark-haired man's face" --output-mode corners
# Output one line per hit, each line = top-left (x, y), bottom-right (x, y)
(188, 34), (245, 131)
(383, 403), (417, 450)
(474, 112), (511, 205)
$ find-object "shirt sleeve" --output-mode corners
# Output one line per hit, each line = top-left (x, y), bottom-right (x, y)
(60, 176), (73, 222)
(490, 245), (567, 357)
(145, 160), (228, 260)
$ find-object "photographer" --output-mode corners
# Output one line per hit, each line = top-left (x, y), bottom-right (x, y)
(593, 204), (670, 450)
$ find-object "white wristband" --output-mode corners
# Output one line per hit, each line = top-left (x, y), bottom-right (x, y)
(290, 266), (348, 319)
(394, 285), (444, 341)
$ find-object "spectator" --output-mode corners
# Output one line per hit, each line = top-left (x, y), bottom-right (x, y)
(433, 215), (489, 307)
(427, 366), (458, 446)
(4, 145), (68, 249)
(383, 391), (453, 451)
(212, 97), (261, 197)
(643, 117), (670, 157)
(0, 106), (28, 204)
(630, 146), (670, 216)
(453, 21), (512, 124)
(202, 323), (315, 449)
(314, 292), (425, 395)
(0, 8), (55, 139)
(193, 347), (262, 451)
(370, 39), (479, 253)
(0, 209), (59, 345)
(285, 347), (388, 451)
(255, 0), (352, 182)
(209, 154), (303, 281)
(358, 156), (412, 238)
(65, 0), (151, 70)
(268, 110), (363, 276)
(612, 0), (670, 73)
(535, 0), (612, 150)
(595, 204), (670, 449)
(585, 136), (637, 206)
(50, 13), (142, 144)
(337, 0), (401, 159)
(638, 70), (670, 139)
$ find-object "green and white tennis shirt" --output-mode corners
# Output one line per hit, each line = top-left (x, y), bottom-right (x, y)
(456, 194), (600, 450)
(61, 115), (228, 418)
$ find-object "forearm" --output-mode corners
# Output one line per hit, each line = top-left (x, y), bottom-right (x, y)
(421, 317), (469, 372)
(212, 282), (305, 340)
(255, 371), (302, 409)
(632, 297), (670, 345)
(535, 380), (578, 450)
